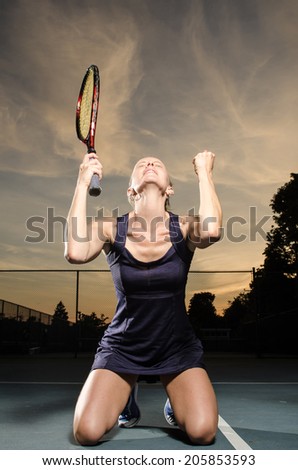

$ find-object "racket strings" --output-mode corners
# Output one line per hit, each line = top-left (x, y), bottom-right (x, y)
(78, 71), (94, 140)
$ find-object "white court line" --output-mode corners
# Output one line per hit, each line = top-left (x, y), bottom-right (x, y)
(218, 415), (252, 450)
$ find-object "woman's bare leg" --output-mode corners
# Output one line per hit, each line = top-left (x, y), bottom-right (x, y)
(161, 367), (218, 445)
(73, 369), (138, 445)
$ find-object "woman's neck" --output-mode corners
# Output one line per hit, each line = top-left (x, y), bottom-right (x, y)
(133, 187), (168, 222)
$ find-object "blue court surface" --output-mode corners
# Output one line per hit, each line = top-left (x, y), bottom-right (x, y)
(0, 353), (297, 450)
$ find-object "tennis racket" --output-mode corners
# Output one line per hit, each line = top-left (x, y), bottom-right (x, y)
(76, 64), (101, 196)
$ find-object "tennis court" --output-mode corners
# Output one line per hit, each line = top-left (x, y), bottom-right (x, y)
(0, 353), (297, 450)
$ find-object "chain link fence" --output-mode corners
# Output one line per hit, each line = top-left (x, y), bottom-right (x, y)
(0, 269), (297, 356)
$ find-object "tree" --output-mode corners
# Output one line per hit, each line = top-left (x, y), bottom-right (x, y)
(188, 292), (219, 336)
(223, 290), (254, 332)
(77, 311), (109, 352)
(225, 173), (298, 317)
(78, 311), (109, 335)
(52, 301), (69, 324)
(263, 173), (298, 275)
(222, 173), (298, 353)
(254, 173), (298, 317)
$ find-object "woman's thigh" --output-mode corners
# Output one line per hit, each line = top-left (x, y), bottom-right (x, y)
(73, 369), (138, 445)
(160, 367), (218, 445)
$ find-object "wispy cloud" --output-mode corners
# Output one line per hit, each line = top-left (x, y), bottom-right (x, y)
(1, 0), (297, 318)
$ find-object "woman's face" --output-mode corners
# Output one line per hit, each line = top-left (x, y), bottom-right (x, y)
(130, 157), (171, 194)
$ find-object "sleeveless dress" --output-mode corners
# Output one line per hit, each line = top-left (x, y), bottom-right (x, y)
(91, 212), (205, 375)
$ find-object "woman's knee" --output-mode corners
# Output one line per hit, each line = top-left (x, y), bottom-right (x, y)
(73, 399), (125, 445)
(73, 419), (111, 446)
(185, 418), (218, 446)
(72, 369), (136, 446)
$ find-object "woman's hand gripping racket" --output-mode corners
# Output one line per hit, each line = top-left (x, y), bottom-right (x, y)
(76, 65), (102, 196)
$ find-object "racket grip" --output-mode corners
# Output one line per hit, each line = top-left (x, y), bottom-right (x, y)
(87, 149), (102, 196)
(89, 174), (102, 197)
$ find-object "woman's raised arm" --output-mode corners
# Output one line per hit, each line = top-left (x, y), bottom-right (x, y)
(64, 153), (109, 263)
(186, 150), (222, 249)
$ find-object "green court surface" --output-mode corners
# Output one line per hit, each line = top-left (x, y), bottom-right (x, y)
(0, 353), (297, 450)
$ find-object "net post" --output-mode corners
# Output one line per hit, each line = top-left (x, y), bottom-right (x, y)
(252, 267), (261, 358)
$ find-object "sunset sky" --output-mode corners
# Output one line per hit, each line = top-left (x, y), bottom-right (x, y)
(1, 0), (297, 321)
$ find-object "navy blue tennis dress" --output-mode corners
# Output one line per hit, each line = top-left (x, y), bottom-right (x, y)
(91, 212), (205, 375)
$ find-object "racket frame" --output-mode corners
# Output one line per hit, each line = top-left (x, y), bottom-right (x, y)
(76, 65), (101, 196)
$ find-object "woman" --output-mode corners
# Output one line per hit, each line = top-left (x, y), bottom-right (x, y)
(65, 150), (222, 446)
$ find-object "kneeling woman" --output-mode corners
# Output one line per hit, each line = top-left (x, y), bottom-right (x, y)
(65, 150), (222, 446)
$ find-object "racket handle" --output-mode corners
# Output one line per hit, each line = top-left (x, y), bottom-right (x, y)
(87, 149), (102, 196)
(89, 174), (102, 197)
